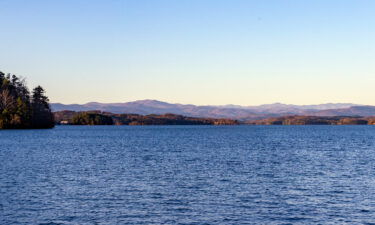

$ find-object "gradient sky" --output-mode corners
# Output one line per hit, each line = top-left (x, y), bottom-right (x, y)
(0, 0), (374, 105)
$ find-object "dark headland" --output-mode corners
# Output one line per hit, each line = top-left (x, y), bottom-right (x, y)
(0, 71), (54, 129)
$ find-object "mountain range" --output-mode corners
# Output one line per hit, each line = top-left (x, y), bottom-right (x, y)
(51, 100), (375, 121)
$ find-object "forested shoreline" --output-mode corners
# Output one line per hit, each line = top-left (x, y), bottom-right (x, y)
(0, 71), (54, 129)
(53, 111), (375, 126)
(247, 115), (375, 125)
(54, 111), (239, 125)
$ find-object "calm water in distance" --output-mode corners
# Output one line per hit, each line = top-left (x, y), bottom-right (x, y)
(1, 125), (375, 224)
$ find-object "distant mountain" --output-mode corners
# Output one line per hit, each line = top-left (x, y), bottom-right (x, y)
(311, 106), (375, 117)
(51, 100), (371, 120)
(51, 100), (260, 119)
(244, 103), (358, 114)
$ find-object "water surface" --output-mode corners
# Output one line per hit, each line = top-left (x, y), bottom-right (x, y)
(1, 126), (375, 224)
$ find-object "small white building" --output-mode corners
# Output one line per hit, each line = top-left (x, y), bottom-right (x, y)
(60, 120), (69, 125)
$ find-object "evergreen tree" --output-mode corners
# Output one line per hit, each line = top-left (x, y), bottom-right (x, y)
(31, 86), (54, 128)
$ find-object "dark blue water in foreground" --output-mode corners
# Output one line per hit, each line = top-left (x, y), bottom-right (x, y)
(1, 126), (375, 224)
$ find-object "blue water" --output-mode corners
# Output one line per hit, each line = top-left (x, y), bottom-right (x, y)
(1, 126), (375, 224)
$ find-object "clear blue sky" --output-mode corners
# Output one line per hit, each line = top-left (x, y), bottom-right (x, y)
(0, 0), (374, 105)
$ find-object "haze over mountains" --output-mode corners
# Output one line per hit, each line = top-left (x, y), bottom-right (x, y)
(51, 100), (375, 120)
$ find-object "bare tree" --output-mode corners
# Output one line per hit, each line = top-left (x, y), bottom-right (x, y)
(0, 89), (16, 111)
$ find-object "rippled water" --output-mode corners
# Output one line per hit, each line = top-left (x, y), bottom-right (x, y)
(1, 126), (375, 224)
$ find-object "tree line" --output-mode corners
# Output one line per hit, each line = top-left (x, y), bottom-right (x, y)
(54, 111), (239, 125)
(248, 115), (375, 125)
(70, 112), (114, 125)
(0, 71), (54, 129)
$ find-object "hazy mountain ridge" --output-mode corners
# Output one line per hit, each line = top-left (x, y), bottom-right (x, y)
(310, 106), (375, 117)
(51, 100), (370, 120)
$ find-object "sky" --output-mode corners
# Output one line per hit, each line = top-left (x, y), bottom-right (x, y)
(0, 0), (374, 106)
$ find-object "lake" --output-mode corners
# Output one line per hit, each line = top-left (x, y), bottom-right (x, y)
(1, 125), (375, 224)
